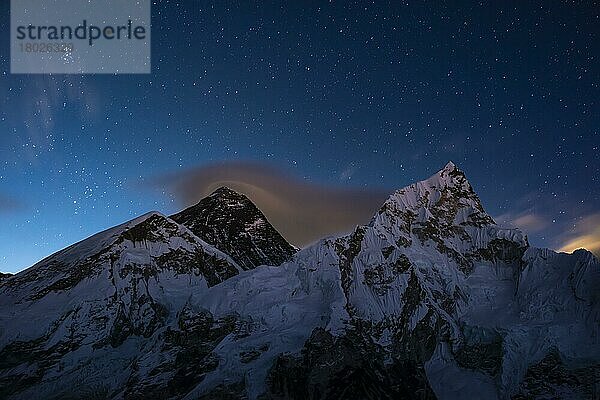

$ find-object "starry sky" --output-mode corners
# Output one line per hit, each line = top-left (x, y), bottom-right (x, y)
(0, 1), (598, 273)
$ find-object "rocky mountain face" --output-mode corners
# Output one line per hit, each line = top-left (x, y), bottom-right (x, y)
(171, 187), (297, 270)
(0, 163), (598, 400)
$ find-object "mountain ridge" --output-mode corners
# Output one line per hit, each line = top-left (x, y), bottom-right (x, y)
(0, 162), (598, 400)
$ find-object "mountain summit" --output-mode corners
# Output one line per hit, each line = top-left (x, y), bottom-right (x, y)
(377, 161), (494, 228)
(171, 186), (297, 270)
(371, 162), (519, 274)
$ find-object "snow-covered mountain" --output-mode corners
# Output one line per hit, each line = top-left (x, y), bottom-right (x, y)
(0, 162), (598, 400)
(171, 187), (297, 270)
(0, 211), (247, 399)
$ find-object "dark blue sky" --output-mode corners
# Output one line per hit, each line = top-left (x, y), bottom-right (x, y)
(1, 1), (598, 272)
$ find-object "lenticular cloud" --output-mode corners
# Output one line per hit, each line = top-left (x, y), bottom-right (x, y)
(155, 161), (389, 247)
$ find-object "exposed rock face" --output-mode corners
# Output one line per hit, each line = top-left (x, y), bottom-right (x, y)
(512, 348), (600, 400)
(0, 163), (598, 400)
(261, 327), (436, 400)
(122, 305), (242, 400)
(0, 273), (11, 286)
(171, 187), (297, 270)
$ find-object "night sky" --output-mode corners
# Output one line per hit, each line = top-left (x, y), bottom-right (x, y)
(0, 1), (598, 273)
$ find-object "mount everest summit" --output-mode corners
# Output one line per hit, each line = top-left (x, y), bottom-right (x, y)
(0, 162), (598, 399)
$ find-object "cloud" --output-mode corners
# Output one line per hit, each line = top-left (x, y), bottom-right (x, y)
(494, 210), (549, 233)
(556, 213), (600, 257)
(154, 161), (391, 247)
(495, 208), (600, 257)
